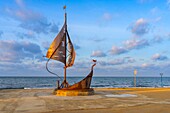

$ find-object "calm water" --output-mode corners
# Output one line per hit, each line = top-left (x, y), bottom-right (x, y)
(0, 77), (170, 89)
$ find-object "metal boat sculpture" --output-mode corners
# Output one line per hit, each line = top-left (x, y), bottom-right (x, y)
(45, 6), (96, 96)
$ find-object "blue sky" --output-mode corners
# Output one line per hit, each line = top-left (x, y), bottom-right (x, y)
(0, 0), (170, 77)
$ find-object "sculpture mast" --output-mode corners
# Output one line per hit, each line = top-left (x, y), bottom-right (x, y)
(63, 5), (68, 88)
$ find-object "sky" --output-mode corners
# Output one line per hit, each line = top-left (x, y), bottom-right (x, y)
(0, 0), (170, 77)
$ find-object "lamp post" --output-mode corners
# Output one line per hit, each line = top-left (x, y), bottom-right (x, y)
(160, 73), (163, 87)
(134, 69), (137, 87)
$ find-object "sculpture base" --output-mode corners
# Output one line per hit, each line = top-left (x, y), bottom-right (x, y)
(53, 88), (94, 96)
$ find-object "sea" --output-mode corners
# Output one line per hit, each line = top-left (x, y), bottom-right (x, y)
(0, 77), (170, 89)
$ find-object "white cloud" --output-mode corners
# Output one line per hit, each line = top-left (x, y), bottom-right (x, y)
(5, 0), (58, 35)
(110, 46), (128, 55)
(0, 40), (43, 62)
(91, 50), (106, 57)
(141, 63), (149, 68)
(5, 6), (42, 22)
(109, 60), (124, 65)
(129, 18), (150, 36)
(98, 57), (136, 67)
(109, 34), (170, 56)
(124, 39), (149, 49)
(151, 53), (168, 61)
(109, 39), (149, 56)
(0, 40), (48, 76)
(100, 59), (125, 66)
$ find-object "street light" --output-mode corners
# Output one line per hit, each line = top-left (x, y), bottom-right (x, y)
(134, 69), (137, 87)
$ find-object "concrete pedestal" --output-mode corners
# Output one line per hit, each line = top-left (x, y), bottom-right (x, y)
(53, 88), (94, 96)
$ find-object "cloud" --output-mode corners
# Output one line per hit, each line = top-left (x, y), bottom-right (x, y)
(110, 46), (128, 55)
(73, 60), (91, 68)
(42, 41), (80, 54)
(129, 18), (150, 36)
(168, 33), (170, 39)
(98, 57), (135, 66)
(168, 0), (170, 8)
(154, 17), (162, 22)
(109, 33), (170, 56)
(0, 40), (43, 62)
(23, 42), (42, 54)
(99, 12), (115, 26)
(17, 31), (35, 39)
(110, 57), (135, 65)
(93, 38), (105, 42)
(74, 44), (81, 50)
(50, 23), (59, 33)
(5, 6), (42, 22)
(124, 39), (149, 49)
(42, 41), (50, 50)
(19, 18), (51, 34)
(15, 0), (25, 8)
(91, 50), (106, 57)
(151, 35), (163, 43)
(141, 63), (154, 68)
(110, 38), (150, 56)
(5, 0), (58, 35)
(0, 31), (3, 38)
(0, 59), (49, 76)
(103, 13), (112, 21)
(150, 7), (159, 14)
(124, 57), (136, 63)
(99, 59), (125, 66)
(151, 53), (168, 61)
(0, 40), (49, 76)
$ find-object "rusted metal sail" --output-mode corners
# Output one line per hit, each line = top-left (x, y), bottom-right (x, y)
(46, 22), (66, 64)
(46, 22), (75, 67)
(66, 31), (76, 67)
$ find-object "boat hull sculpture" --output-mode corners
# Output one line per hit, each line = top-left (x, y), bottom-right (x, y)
(46, 6), (96, 96)
(53, 63), (96, 96)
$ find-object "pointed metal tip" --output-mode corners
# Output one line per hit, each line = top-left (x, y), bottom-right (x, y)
(63, 5), (66, 9)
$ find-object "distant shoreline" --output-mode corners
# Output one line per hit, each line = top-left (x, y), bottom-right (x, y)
(1, 77), (169, 89)
(1, 76), (170, 77)
(1, 87), (170, 90)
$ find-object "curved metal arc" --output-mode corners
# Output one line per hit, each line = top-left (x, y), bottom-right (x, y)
(46, 35), (65, 80)
(46, 27), (73, 80)
(46, 59), (63, 81)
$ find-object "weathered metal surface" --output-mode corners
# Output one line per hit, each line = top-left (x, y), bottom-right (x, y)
(54, 88), (94, 96)
(60, 63), (96, 90)
(64, 70), (93, 90)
